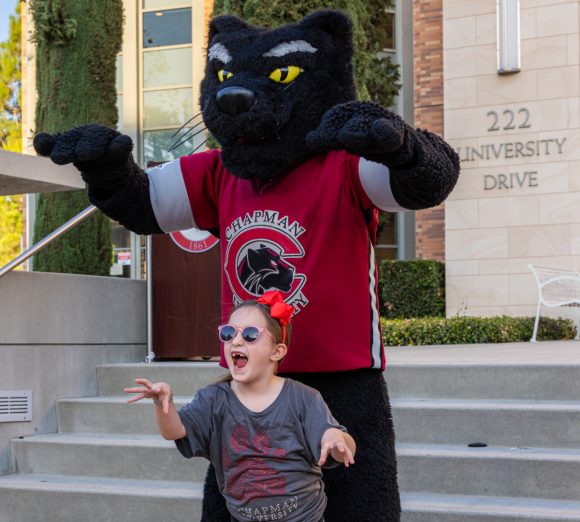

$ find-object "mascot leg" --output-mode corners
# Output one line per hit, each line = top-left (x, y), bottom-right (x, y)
(287, 369), (401, 522)
(201, 463), (230, 522)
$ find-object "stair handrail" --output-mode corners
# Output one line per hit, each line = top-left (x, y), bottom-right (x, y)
(0, 203), (155, 364)
(0, 204), (98, 279)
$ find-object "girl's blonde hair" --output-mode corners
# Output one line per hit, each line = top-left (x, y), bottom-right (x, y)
(216, 300), (292, 383)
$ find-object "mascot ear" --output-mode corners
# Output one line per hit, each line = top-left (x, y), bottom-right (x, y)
(297, 9), (353, 50)
(208, 15), (250, 43)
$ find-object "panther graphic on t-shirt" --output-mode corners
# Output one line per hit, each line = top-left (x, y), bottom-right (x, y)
(222, 425), (287, 502)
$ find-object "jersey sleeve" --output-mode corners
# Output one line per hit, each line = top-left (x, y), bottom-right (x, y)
(174, 386), (216, 459)
(341, 151), (408, 212)
(358, 157), (409, 212)
(302, 388), (347, 469)
(146, 149), (222, 233)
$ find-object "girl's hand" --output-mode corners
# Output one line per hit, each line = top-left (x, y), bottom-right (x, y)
(318, 428), (355, 468)
(124, 378), (173, 414)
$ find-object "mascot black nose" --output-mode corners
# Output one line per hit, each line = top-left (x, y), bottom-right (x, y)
(216, 87), (256, 116)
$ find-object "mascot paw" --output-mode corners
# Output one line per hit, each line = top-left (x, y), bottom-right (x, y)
(33, 133), (57, 157)
(33, 124), (134, 185)
(306, 101), (407, 159)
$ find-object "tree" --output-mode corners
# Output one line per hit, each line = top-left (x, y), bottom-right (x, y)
(0, 1), (23, 268)
(365, 0), (401, 108)
(31, 0), (123, 275)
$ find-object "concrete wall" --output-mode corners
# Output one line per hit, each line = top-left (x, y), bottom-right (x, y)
(0, 271), (147, 474)
(443, 0), (580, 317)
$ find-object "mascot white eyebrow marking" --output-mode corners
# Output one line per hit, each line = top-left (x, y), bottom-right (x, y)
(208, 43), (232, 64)
(263, 40), (317, 57)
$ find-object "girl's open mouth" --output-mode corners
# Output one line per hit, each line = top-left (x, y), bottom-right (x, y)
(231, 351), (248, 369)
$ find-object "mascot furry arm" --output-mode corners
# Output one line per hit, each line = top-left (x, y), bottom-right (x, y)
(34, 10), (459, 231)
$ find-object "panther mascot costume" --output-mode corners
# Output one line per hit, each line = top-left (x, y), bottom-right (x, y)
(34, 10), (460, 521)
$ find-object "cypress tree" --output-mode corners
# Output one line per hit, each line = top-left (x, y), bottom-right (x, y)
(31, 0), (123, 275)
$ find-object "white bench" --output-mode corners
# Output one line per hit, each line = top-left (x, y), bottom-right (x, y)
(528, 264), (580, 342)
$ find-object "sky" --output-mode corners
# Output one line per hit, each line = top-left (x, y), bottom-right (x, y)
(0, 0), (18, 43)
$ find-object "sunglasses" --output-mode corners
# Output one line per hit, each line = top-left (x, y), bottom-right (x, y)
(218, 324), (268, 344)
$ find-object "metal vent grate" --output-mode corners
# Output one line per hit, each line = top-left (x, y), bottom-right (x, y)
(0, 391), (32, 422)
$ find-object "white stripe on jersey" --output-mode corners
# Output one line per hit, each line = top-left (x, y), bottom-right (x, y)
(368, 239), (382, 369)
(147, 159), (196, 233)
(358, 157), (408, 212)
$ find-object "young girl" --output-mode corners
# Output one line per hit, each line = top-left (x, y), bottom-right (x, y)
(124, 290), (355, 522)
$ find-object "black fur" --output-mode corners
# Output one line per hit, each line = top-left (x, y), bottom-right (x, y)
(87, 167), (162, 235)
(203, 11), (459, 205)
(306, 101), (460, 209)
(202, 10), (357, 181)
(33, 125), (162, 234)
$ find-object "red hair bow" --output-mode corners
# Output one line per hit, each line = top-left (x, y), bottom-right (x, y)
(258, 290), (295, 343)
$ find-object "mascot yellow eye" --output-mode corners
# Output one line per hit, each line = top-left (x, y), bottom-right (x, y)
(217, 70), (234, 82)
(269, 66), (303, 84)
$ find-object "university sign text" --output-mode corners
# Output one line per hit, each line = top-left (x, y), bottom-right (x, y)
(454, 107), (567, 191)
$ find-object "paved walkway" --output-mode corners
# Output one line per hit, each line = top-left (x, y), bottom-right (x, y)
(386, 339), (580, 365)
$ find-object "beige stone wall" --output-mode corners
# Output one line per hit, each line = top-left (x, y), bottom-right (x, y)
(443, 0), (580, 318)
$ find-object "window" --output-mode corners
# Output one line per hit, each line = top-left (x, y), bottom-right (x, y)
(375, 214), (398, 263)
(378, 8), (396, 52)
(141, 5), (196, 165)
(143, 8), (192, 48)
(143, 47), (192, 88)
(143, 0), (188, 9)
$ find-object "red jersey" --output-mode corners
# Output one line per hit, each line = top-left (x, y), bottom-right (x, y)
(178, 149), (384, 372)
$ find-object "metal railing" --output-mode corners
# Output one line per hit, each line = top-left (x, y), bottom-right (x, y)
(0, 204), (155, 363)
(0, 205), (98, 278)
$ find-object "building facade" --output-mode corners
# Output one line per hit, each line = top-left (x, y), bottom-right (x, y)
(443, 0), (580, 318)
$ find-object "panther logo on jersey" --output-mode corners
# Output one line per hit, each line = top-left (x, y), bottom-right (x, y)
(224, 211), (308, 312)
(237, 241), (294, 294)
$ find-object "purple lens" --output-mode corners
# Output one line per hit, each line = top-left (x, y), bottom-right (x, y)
(242, 326), (261, 343)
(219, 325), (236, 342)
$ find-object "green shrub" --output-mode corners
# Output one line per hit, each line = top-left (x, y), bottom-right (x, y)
(380, 260), (445, 319)
(381, 316), (576, 346)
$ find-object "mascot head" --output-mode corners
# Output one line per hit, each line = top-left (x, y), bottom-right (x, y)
(201, 10), (356, 180)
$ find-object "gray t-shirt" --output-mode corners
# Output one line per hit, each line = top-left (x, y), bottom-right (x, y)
(175, 378), (346, 522)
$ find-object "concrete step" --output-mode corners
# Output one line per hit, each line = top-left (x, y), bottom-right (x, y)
(98, 359), (580, 402)
(10, 433), (209, 482)
(400, 492), (580, 522)
(4, 475), (578, 522)
(0, 473), (202, 522)
(385, 363), (580, 400)
(56, 395), (193, 434)
(397, 443), (580, 501)
(392, 398), (580, 448)
(14, 434), (580, 502)
(57, 395), (580, 449)
(386, 342), (580, 401)
(97, 362), (226, 396)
